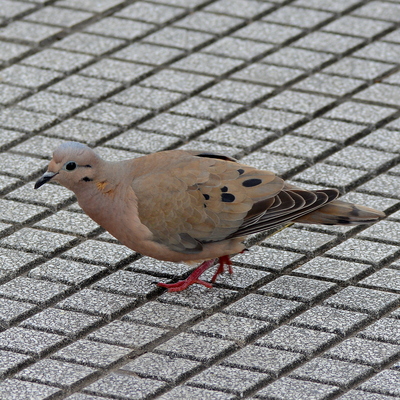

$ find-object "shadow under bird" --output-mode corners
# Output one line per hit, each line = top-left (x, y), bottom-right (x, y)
(35, 142), (385, 292)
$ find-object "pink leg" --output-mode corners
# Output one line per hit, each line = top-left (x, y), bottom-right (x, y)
(157, 259), (216, 292)
(211, 255), (233, 282)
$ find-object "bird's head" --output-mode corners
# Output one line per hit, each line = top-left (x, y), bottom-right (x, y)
(35, 141), (100, 191)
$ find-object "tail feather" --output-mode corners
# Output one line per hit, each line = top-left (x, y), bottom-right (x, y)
(294, 199), (385, 225)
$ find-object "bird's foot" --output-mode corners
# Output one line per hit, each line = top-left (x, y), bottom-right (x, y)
(157, 259), (216, 292)
(211, 255), (233, 282)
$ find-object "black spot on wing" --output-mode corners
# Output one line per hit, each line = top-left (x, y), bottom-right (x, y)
(221, 186), (228, 192)
(203, 193), (210, 200)
(196, 153), (235, 161)
(242, 178), (262, 187)
(238, 169), (245, 175)
(221, 193), (235, 202)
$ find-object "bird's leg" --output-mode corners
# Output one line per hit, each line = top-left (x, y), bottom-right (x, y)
(157, 259), (216, 292)
(211, 255), (233, 282)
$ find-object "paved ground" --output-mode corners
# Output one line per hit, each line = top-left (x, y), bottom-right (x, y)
(1, 0), (400, 399)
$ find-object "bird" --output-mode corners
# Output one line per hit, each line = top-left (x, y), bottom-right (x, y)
(35, 141), (385, 292)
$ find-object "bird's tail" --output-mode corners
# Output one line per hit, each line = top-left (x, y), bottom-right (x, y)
(294, 199), (385, 225)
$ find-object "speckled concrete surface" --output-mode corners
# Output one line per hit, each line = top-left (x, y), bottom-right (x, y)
(1, 0), (400, 399)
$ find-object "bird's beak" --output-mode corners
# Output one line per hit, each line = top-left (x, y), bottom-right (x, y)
(34, 171), (58, 189)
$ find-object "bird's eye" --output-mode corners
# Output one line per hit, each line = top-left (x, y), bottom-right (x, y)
(65, 161), (77, 171)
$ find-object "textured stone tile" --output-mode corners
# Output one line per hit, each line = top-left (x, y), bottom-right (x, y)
(259, 276), (336, 304)
(0, 298), (37, 328)
(359, 268), (400, 293)
(178, 141), (242, 158)
(203, 37), (272, 60)
(158, 385), (235, 400)
(324, 286), (399, 317)
(155, 332), (236, 363)
(0, 84), (30, 106)
(52, 339), (132, 368)
(294, 74), (365, 96)
(187, 365), (270, 395)
(201, 80), (274, 104)
(17, 91), (90, 118)
(123, 352), (200, 383)
(232, 63), (304, 86)
(323, 16), (392, 38)
(112, 42), (183, 66)
(190, 313), (271, 341)
(262, 47), (334, 71)
(110, 86), (184, 110)
(291, 305), (369, 336)
(337, 390), (400, 400)
(262, 91), (336, 115)
(1, 0), (36, 19)
(358, 174), (400, 198)
(141, 70), (214, 93)
(0, 21), (62, 46)
(355, 83), (400, 108)
(353, 1), (400, 22)
(92, 270), (167, 298)
(256, 325), (338, 356)
(158, 285), (237, 310)
(293, 0), (363, 12)
(21, 308), (101, 338)
(144, 27), (214, 50)
(56, 288), (136, 319)
(326, 239), (399, 266)
(126, 256), (193, 278)
(0, 199), (48, 224)
(326, 337), (400, 368)
(255, 376), (340, 400)
(324, 57), (395, 81)
(0, 276), (70, 306)
(204, 0), (273, 18)
(293, 31), (364, 54)
(234, 21), (302, 44)
(172, 52), (243, 75)
(88, 320), (167, 348)
(16, 359), (97, 389)
(224, 293), (304, 324)
(139, 113), (213, 139)
(357, 129), (400, 153)
(84, 17), (155, 40)
(232, 107), (306, 132)
(33, 210), (100, 237)
(357, 220), (400, 244)
(175, 11), (243, 34)
(0, 41), (31, 66)
(294, 118), (366, 144)
(106, 130), (180, 153)
(76, 102), (150, 126)
(61, 240), (134, 267)
(262, 228), (337, 255)
(266, 5), (333, 26)
(0, 379), (61, 400)
(262, 135), (337, 162)
(289, 357), (372, 387)
(49, 75), (121, 99)
(358, 318), (400, 345)
(29, 258), (105, 288)
(354, 41), (400, 63)
(0, 108), (57, 133)
(0, 349), (32, 378)
(199, 124), (274, 151)
(325, 146), (396, 171)
(21, 49), (93, 73)
(293, 163), (369, 191)
(294, 257), (371, 286)
(223, 345), (304, 376)
(114, 1), (185, 24)
(170, 96), (242, 122)
(79, 59), (152, 83)
(44, 118), (119, 146)
(359, 370), (400, 397)
(84, 373), (166, 399)
(239, 151), (307, 177)
(0, 327), (67, 357)
(57, 0), (126, 12)
(24, 5), (93, 27)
